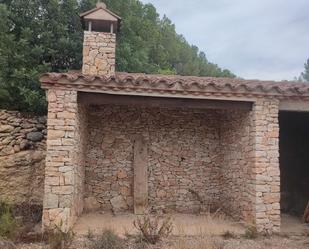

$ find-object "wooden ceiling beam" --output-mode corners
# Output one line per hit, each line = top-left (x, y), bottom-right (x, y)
(78, 92), (253, 111)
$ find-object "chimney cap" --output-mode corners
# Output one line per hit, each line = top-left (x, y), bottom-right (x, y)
(80, 2), (121, 33)
(96, 1), (106, 9)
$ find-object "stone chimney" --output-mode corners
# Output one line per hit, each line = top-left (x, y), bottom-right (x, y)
(80, 2), (121, 76)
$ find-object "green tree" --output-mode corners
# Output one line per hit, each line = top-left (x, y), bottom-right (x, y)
(0, 0), (83, 113)
(301, 58), (309, 82)
(0, 0), (235, 114)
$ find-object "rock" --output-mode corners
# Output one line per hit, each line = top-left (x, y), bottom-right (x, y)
(36, 123), (46, 131)
(157, 190), (167, 198)
(13, 145), (20, 153)
(20, 139), (30, 150)
(117, 169), (127, 179)
(38, 116), (47, 124)
(110, 195), (128, 213)
(33, 222), (42, 234)
(31, 150), (45, 162)
(0, 239), (17, 249)
(26, 132), (43, 142)
(84, 197), (101, 212)
(0, 125), (14, 133)
(120, 186), (131, 196)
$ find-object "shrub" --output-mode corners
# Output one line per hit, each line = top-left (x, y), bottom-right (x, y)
(133, 215), (173, 244)
(88, 230), (124, 249)
(46, 224), (75, 249)
(86, 228), (95, 240)
(0, 201), (18, 239)
(243, 225), (258, 239)
(222, 230), (237, 239)
(12, 203), (42, 224)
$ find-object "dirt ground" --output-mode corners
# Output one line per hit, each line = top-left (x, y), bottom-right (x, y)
(74, 213), (245, 236)
(15, 234), (309, 249)
(11, 213), (309, 249)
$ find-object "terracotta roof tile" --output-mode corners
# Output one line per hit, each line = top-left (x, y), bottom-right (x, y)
(39, 72), (309, 99)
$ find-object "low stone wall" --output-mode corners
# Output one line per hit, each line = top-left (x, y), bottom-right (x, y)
(0, 110), (46, 205)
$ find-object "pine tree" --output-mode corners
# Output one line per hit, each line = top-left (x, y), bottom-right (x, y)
(301, 58), (309, 82)
(0, 0), (235, 113)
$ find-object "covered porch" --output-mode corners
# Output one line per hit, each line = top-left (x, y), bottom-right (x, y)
(40, 72), (283, 234)
(39, 72), (309, 233)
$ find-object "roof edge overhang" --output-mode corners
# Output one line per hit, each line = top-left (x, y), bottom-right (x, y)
(39, 73), (309, 101)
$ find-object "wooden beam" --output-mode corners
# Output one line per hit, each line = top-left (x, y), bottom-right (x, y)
(133, 135), (148, 215)
(78, 93), (253, 110)
(280, 100), (309, 112)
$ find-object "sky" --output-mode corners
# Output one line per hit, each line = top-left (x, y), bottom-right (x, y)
(141, 0), (309, 81)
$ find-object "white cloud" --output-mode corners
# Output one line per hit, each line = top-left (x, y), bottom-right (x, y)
(141, 0), (309, 80)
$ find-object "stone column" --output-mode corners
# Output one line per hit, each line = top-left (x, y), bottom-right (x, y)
(251, 99), (280, 233)
(42, 89), (86, 231)
(82, 31), (116, 76)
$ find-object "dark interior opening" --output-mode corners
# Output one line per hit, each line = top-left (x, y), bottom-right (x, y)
(279, 111), (309, 217)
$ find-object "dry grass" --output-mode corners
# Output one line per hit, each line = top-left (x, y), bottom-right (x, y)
(169, 212), (230, 249)
(173, 211), (243, 237)
(46, 224), (75, 249)
(171, 235), (224, 249)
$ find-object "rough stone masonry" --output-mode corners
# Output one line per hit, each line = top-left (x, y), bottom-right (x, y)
(0, 110), (46, 205)
(82, 31), (116, 76)
(42, 90), (87, 231)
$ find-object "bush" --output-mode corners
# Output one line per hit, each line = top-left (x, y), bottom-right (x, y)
(46, 224), (75, 249)
(0, 201), (18, 239)
(12, 203), (42, 224)
(222, 230), (237, 239)
(133, 215), (173, 244)
(88, 230), (124, 249)
(243, 225), (258, 239)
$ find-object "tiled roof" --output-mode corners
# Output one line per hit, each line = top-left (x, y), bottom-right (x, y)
(39, 72), (309, 99)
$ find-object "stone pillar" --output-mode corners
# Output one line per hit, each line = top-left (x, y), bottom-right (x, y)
(133, 135), (148, 214)
(251, 99), (280, 233)
(82, 31), (116, 76)
(42, 89), (86, 231)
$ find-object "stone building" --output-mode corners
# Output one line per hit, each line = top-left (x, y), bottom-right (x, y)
(39, 2), (309, 233)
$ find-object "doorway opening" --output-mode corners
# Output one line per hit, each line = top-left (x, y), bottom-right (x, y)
(279, 111), (309, 233)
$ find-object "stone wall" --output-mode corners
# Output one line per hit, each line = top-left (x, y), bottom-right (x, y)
(218, 100), (280, 233)
(84, 101), (280, 233)
(84, 105), (222, 214)
(0, 110), (46, 205)
(219, 110), (255, 223)
(82, 31), (116, 76)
